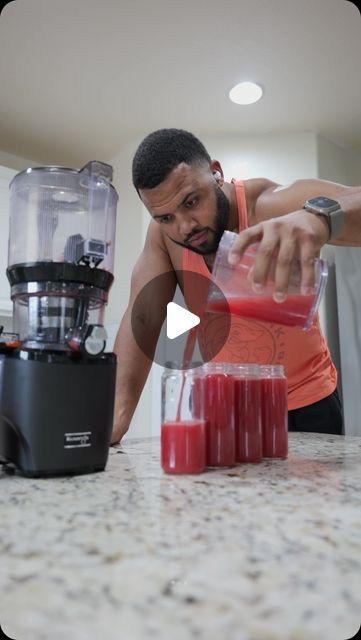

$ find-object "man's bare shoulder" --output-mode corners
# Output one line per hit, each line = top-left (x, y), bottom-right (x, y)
(144, 219), (168, 252)
(244, 178), (279, 224)
(145, 220), (183, 271)
(244, 178), (279, 200)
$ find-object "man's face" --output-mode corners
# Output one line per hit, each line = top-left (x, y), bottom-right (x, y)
(139, 162), (230, 255)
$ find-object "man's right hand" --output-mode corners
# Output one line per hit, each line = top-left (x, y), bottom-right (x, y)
(228, 209), (330, 302)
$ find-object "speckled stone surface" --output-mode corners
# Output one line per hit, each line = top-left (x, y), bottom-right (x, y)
(1, 433), (361, 640)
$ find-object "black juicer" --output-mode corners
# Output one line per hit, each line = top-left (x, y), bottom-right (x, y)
(0, 161), (118, 477)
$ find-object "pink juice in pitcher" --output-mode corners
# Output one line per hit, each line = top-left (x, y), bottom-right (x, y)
(206, 231), (328, 330)
(206, 294), (316, 328)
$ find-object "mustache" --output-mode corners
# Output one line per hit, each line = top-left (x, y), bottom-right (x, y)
(185, 227), (210, 243)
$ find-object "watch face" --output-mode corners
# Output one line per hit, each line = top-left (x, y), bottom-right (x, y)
(307, 196), (339, 210)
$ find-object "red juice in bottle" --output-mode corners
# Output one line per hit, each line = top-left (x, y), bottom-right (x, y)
(260, 365), (288, 459)
(161, 420), (206, 474)
(230, 364), (262, 463)
(161, 367), (206, 474)
(202, 363), (235, 467)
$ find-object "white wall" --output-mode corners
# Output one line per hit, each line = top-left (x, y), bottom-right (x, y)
(202, 132), (318, 183)
(106, 136), (155, 439)
(316, 135), (361, 435)
(317, 135), (361, 187)
(346, 150), (361, 187)
(0, 153), (38, 330)
(0, 166), (17, 327)
(106, 137), (144, 324)
(0, 150), (37, 171)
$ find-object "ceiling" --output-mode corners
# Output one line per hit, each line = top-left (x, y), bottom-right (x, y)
(0, 0), (360, 166)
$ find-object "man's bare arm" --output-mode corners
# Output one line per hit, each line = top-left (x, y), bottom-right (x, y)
(229, 178), (361, 300)
(111, 223), (176, 444)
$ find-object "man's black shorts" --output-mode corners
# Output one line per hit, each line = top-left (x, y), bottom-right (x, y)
(288, 388), (343, 435)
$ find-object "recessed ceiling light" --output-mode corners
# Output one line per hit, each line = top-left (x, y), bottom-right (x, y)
(229, 81), (263, 105)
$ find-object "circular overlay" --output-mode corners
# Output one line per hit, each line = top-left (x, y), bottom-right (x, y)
(131, 270), (231, 370)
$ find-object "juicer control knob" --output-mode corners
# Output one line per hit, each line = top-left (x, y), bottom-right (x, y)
(83, 325), (107, 356)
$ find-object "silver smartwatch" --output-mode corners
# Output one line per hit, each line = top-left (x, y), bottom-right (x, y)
(303, 196), (344, 241)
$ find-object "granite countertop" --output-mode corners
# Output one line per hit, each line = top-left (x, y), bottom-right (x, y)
(1, 433), (361, 640)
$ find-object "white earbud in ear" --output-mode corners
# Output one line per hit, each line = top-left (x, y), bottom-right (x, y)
(213, 170), (222, 181)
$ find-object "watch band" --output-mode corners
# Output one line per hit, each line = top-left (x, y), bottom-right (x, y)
(303, 200), (344, 241)
(327, 207), (344, 240)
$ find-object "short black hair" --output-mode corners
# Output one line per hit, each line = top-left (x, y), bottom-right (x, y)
(132, 128), (211, 192)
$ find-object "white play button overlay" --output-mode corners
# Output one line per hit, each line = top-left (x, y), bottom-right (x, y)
(166, 302), (200, 340)
(131, 270), (231, 370)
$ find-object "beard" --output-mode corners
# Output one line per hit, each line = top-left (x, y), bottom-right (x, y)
(172, 185), (231, 256)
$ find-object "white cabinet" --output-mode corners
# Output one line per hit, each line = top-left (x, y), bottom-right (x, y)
(0, 165), (17, 318)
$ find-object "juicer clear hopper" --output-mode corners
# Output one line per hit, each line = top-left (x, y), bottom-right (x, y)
(7, 161), (118, 352)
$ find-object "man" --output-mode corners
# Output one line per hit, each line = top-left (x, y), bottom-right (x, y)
(111, 128), (361, 444)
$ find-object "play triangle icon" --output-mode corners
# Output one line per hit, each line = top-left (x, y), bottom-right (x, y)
(166, 302), (200, 340)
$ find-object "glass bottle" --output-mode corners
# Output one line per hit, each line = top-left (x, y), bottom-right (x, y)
(161, 366), (206, 474)
(259, 364), (288, 459)
(202, 362), (235, 467)
(228, 363), (262, 463)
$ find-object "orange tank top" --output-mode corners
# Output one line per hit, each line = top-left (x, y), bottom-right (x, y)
(182, 179), (337, 410)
